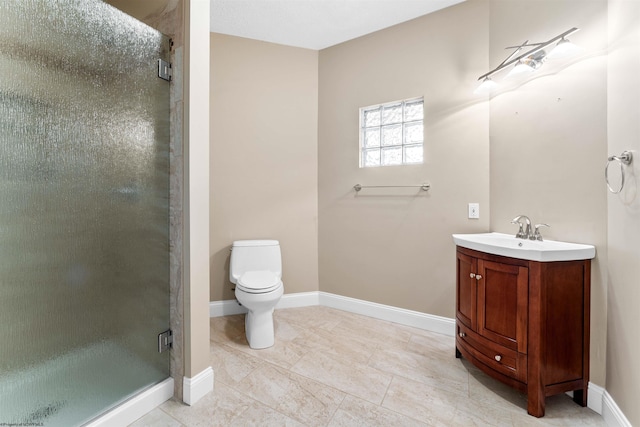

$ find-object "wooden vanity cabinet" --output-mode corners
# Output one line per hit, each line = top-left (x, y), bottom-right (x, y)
(455, 246), (590, 418)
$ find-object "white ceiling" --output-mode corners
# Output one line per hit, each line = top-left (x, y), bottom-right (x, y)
(210, 0), (465, 50)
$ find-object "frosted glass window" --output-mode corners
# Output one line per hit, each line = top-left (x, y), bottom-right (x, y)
(381, 124), (402, 146)
(364, 148), (381, 166)
(364, 108), (381, 127)
(360, 97), (424, 167)
(381, 103), (402, 124)
(404, 144), (424, 164)
(364, 128), (380, 148)
(381, 146), (402, 166)
(404, 100), (424, 121)
(404, 121), (423, 144)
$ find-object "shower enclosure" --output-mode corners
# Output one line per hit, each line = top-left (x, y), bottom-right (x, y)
(0, 1), (171, 425)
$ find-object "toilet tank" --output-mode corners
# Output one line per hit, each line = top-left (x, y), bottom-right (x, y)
(230, 240), (282, 284)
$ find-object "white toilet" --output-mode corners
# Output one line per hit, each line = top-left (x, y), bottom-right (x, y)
(230, 240), (284, 349)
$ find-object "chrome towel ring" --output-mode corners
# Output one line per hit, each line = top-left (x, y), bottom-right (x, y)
(605, 151), (633, 194)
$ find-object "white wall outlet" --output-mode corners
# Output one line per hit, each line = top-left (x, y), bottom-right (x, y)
(468, 203), (480, 219)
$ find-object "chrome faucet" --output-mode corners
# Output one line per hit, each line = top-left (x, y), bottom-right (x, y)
(511, 215), (532, 239)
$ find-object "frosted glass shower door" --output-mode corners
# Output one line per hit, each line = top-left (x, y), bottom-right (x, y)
(0, 1), (171, 426)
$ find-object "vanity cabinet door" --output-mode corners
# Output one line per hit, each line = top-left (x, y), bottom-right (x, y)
(456, 251), (477, 331)
(477, 260), (529, 353)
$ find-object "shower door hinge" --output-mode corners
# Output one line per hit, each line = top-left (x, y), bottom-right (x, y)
(158, 59), (172, 81)
(158, 329), (173, 353)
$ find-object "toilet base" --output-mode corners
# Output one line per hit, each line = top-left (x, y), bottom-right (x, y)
(235, 284), (283, 349)
(245, 309), (275, 349)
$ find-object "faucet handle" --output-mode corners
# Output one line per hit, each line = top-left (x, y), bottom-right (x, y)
(533, 223), (550, 241)
(511, 219), (525, 239)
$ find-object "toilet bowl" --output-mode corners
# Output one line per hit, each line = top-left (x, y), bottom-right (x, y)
(235, 277), (283, 349)
(230, 240), (284, 349)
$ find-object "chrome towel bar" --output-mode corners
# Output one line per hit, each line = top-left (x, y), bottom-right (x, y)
(353, 183), (430, 192)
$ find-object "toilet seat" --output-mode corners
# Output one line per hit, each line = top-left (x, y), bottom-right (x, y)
(236, 270), (282, 294)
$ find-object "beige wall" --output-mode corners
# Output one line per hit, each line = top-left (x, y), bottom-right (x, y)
(209, 34), (319, 301)
(318, 0), (490, 316)
(488, 0), (608, 388)
(606, 0), (640, 424)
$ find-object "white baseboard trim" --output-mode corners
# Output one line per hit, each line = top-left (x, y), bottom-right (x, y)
(210, 298), (247, 317)
(210, 292), (323, 317)
(602, 388), (632, 427)
(318, 292), (455, 336)
(568, 382), (605, 415)
(210, 291), (455, 337)
(587, 382), (605, 415)
(565, 381), (631, 425)
(86, 377), (173, 427)
(276, 291), (321, 309)
(183, 366), (214, 406)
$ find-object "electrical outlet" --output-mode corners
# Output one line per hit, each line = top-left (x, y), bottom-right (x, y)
(468, 203), (480, 219)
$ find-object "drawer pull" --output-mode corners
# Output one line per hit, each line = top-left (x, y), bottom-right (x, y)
(470, 273), (476, 278)
(475, 274), (482, 280)
(494, 354), (502, 362)
(459, 332), (466, 338)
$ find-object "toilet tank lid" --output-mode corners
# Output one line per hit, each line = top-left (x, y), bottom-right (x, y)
(232, 240), (279, 247)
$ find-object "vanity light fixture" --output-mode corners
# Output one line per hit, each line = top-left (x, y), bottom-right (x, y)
(475, 27), (580, 94)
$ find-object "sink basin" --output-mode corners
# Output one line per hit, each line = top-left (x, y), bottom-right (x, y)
(452, 232), (596, 262)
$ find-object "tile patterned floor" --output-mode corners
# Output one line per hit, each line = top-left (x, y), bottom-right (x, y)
(130, 306), (606, 426)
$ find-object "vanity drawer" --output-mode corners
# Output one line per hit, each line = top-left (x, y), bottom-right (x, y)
(456, 323), (527, 383)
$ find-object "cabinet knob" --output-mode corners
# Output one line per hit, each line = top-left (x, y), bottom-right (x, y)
(494, 355), (502, 362)
(475, 274), (482, 280)
(470, 273), (476, 278)
(459, 332), (466, 338)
